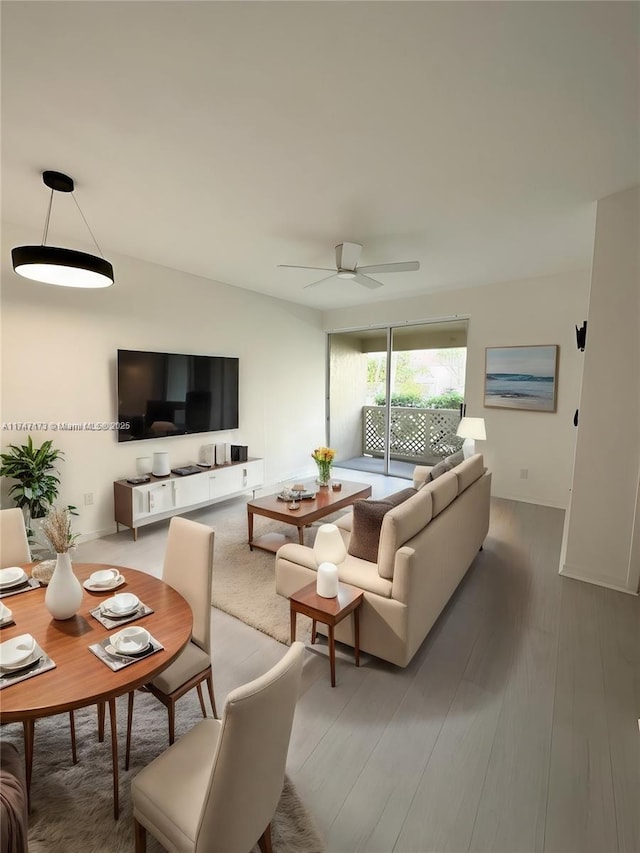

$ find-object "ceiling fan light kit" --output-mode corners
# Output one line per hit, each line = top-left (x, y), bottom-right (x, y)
(279, 241), (420, 290)
(11, 170), (114, 289)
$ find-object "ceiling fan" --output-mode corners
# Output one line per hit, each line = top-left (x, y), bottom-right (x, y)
(278, 242), (420, 289)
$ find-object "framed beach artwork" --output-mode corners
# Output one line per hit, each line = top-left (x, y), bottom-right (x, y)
(484, 345), (558, 412)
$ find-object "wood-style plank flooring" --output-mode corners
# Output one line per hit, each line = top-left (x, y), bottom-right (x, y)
(76, 468), (640, 852)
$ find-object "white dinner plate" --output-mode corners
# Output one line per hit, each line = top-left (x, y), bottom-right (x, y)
(83, 575), (125, 593)
(0, 567), (27, 589)
(0, 651), (41, 673)
(0, 633), (36, 667)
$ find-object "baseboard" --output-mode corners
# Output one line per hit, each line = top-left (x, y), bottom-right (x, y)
(493, 491), (567, 510)
(559, 565), (638, 596)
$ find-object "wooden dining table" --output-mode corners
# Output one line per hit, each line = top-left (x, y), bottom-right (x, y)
(0, 562), (193, 818)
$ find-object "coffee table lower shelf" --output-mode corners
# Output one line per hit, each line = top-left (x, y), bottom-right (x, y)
(249, 531), (301, 554)
(289, 581), (364, 687)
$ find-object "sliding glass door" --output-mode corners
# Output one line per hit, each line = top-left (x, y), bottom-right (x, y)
(328, 320), (468, 478)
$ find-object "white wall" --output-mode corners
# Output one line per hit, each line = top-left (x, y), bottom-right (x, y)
(322, 270), (591, 508)
(561, 186), (640, 593)
(1, 223), (326, 539)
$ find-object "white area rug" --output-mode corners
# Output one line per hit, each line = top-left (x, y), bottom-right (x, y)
(6, 691), (323, 852)
(210, 504), (347, 645)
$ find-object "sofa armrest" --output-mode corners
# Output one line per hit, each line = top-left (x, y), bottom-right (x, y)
(276, 542), (318, 571)
(390, 545), (416, 604)
(413, 466), (432, 489)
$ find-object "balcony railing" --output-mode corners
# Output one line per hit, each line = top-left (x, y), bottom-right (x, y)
(362, 406), (463, 464)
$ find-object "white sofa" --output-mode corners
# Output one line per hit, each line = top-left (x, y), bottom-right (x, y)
(275, 454), (491, 667)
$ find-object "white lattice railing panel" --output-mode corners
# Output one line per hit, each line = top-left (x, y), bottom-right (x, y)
(362, 407), (463, 463)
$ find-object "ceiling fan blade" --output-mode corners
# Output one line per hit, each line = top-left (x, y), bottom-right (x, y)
(353, 273), (383, 289)
(303, 273), (339, 290)
(357, 261), (420, 274)
(278, 264), (336, 272)
(335, 242), (362, 271)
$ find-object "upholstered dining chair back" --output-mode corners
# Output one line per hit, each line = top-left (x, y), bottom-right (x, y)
(162, 517), (214, 653)
(132, 642), (305, 853)
(0, 508), (31, 568)
(198, 641), (305, 852)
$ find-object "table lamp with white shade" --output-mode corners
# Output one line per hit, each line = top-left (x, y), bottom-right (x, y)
(313, 523), (346, 598)
(456, 417), (486, 459)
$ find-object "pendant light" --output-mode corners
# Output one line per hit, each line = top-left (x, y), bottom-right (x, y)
(11, 170), (114, 288)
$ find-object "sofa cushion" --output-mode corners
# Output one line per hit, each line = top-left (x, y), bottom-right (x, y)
(445, 449), (465, 468)
(429, 458), (453, 480)
(455, 453), (484, 494)
(427, 470), (458, 516)
(378, 487), (433, 579)
(348, 488), (417, 563)
(385, 487), (419, 506)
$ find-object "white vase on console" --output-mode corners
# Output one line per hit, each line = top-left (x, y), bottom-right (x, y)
(152, 451), (170, 477)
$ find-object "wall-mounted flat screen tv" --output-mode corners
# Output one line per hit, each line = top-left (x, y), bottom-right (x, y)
(117, 349), (239, 442)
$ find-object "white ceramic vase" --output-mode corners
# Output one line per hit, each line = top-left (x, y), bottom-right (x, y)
(44, 552), (83, 620)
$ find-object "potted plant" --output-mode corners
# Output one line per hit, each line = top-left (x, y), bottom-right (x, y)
(0, 435), (64, 540)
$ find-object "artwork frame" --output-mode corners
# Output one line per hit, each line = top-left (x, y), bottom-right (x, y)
(484, 345), (559, 412)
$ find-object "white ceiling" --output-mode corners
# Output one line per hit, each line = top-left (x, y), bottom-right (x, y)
(2, 2), (638, 310)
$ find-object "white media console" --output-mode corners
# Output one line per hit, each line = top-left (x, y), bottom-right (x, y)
(113, 457), (264, 540)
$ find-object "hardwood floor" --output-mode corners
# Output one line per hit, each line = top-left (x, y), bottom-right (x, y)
(75, 469), (640, 853)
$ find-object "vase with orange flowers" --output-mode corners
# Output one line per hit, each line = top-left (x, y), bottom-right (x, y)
(312, 446), (336, 487)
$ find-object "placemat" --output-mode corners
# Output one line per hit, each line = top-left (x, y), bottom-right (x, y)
(89, 602), (154, 630)
(0, 642), (55, 690)
(0, 577), (41, 600)
(88, 635), (164, 671)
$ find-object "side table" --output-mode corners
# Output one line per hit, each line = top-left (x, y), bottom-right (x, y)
(289, 581), (364, 687)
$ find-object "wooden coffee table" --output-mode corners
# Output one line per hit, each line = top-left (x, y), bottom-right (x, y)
(247, 480), (372, 553)
(289, 581), (364, 687)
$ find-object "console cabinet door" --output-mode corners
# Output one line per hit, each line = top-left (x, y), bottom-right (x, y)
(174, 475), (209, 509)
(147, 481), (175, 514)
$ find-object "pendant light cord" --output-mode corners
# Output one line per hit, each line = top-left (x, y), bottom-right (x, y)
(41, 189), (54, 246)
(72, 193), (106, 258)
(40, 186), (106, 258)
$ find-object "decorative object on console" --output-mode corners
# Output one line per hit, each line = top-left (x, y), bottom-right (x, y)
(332, 482), (342, 492)
(313, 523), (346, 598)
(152, 451), (170, 477)
(42, 506), (83, 620)
(215, 443), (226, 466)
(456, 417), (486, 459)
(230, 444), (248, 463)
(312, 446), (335, 487)
(11, 170), (114, 288)
(136, 457), (152, 476)
(484, 345), (558, 412)
(199, 444), (215, 468)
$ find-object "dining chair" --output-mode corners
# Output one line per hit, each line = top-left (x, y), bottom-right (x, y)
(0, 508), (77, 799)
(125, 516), (216, 770)
(132, 641), (305, 853)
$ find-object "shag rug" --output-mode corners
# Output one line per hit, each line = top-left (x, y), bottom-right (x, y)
(209, 503), (345, 645)
(4, 691), (323, 852)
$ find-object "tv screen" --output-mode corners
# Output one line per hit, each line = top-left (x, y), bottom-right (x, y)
(117, 349), (239, 442)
